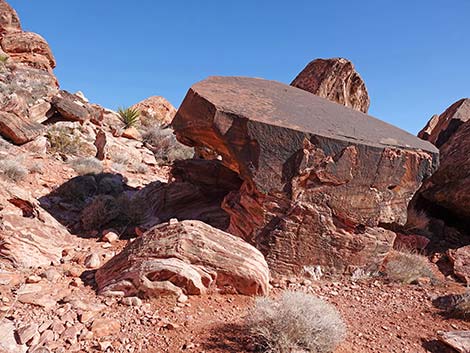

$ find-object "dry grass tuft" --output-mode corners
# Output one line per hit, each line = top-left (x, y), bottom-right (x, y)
(0, 158), (29, 181)
(46, 126), (87, 156)
(70, 157), (103, 175)
(405, 208), (430, 231)
(142, 126), (193, 164)
(384, 249), (434, 284)
(248, 290), (346, 353)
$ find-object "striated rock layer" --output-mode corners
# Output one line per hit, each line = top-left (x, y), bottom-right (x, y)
(172, 76), (438, 276)
(291, 58), (370, 113)
(96, 220), (270, 297)
(0, 0), (58, 144)
(415, 98), (470, 229)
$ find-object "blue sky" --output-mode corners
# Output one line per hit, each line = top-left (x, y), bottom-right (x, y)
(9, 0), (470, 134)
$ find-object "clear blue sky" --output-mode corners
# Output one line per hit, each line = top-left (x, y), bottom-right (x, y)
(9, 0), (470, 134)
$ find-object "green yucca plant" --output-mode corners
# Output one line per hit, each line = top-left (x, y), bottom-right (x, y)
(117, 107), (140, 128)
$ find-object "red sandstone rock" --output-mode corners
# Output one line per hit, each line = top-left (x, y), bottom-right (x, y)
(95, 220), (270, 297)
(291, 58), (370, 113)
(418, 98), (470, 148)
(448, 246), (470, 284)
(0, 111), (45, 144)
(0, 180), (74, 267)
(132, 96), (176, 126)
(0, 0), (21, 35)
(416, 100), (470, 222)
(172, 76), (438, 276)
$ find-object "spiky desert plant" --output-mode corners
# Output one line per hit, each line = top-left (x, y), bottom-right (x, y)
(248, 290), (346, 353)
(384, 249), (434, 284)
(117, 107), (140, 128)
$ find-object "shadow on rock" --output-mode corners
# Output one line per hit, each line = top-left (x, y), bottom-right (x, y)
(421, 339), (455, 353)
(38, 159), (241, 239)
(201, 323), (256, 353)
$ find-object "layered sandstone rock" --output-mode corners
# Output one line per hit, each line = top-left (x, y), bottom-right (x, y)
(448, 246), (470, 284)
(291, 58), (370, 113)
(132, 96), (176, 126)
(0, 180), (74, 268)
(172, 76), (438, 275)
(96, 220), (270, 297)
(0, 0), (58, 144)
(418, 98), (470, 148)
(415, 99), (470, 224)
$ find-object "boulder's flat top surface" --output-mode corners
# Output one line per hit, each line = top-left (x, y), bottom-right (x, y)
(190, 76), (438, 153)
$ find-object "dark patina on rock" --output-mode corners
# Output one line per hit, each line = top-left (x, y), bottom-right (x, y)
(173, 76), (438, 276)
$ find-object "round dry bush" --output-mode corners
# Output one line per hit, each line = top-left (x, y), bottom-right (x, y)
(248, 290), (346, 353)
(384, 250), (434, 284)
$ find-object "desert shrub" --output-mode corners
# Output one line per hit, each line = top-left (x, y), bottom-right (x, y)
(118, 107), (140, 128)
(46, 126), (87, 156)
(111, 162), (126, 173)
(70, 157), (103, 175)
(29, 162), (43, 174)
(142, 126), (193, 164)
(135, 163), (148, 174)
(0, 54), (8, 63)
(248, 290), (346, 353)
(0, 159), (29, 181)
(110, 152), (130, 165)
(116, 192), (148, 226)
(405, 208), (430, 231)
(384, 249), (434, 284)
(80, 194), (120, 231)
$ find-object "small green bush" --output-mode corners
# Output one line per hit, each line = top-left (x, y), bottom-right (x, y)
(0, 159), (29, 181)
(0, 54), (8, 63)
(118, 107), (140, 128)
(70, 157), (103, 175)
(248, 290), (346, 353)
(384, 250), (434, 284)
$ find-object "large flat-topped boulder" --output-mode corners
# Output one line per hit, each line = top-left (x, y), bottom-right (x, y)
(172, 77), (439, 276)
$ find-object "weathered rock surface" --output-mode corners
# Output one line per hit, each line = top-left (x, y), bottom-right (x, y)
(132, 96), (176, 126)
(418, 98), (470, 148)
(438, 331), (470, 353)
(0, 180), (74, 267)
(96, 220), (270, 297)
(415, 99), (470, 226)
(448, 246), (470, 284)
(172, 76), (438, 275)
(291, 58), (370, 113)
(0, 0), (58, 144)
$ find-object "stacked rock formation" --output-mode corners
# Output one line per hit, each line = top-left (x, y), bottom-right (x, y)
(291, 58), (370, 113)
(0, 0), (58, 143)
(172, 76), (438, 276)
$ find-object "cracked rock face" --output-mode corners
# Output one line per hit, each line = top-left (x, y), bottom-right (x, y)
(95, 220), (270, 297)
(172, 76), (438, 276)
(416, 99), (470, 224)
(291, 58), (370, 113)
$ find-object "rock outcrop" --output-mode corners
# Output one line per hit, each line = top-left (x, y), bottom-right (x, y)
(415, 99), (470, 230)
(291, 58), (370, 113)
(96, 220), (270, 297)
(418, 98), (470, 148)
(0, 180), (74, 267)
(132, 96), (176, 126)
(0, 0), (58, 144)
(172, 76), (438, 276)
